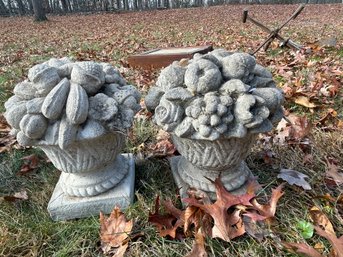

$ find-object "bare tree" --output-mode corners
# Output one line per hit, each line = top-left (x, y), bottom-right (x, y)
(0, 0), (9, 15)
(60, 0), (68, 11)
(32, 0), (48, 21)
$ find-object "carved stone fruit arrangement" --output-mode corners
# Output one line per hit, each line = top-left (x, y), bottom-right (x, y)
(146, 49), (284, 198)
(5, 57), (140, 150)
(4, 58), (141, 210)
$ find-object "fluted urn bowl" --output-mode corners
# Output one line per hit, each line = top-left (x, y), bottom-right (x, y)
(40, 132), (124, 173)
(39, 132), (128, 197)
(172, 134), (256, 194)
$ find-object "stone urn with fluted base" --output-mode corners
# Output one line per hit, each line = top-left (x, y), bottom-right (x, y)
(40, 132), (126, 197)
(171, 134), (255, 197)
(4, 58), (141, 220)
(145, 49), (284, 198)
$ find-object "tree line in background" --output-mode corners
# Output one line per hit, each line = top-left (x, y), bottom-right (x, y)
(0, 0), (341, 20)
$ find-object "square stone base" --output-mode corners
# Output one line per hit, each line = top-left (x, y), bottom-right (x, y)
(169, 156), (190, 200)
(48, 153), (135, 221)
(170, 156), (259, 202)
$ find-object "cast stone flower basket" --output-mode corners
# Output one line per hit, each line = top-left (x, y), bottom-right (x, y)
(4, 57), (141, 220)
(145, 49), (284, 198)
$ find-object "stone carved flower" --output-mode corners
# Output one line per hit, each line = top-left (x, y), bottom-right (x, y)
(146, 49), (284, 141)
(155, 97), (184, 132)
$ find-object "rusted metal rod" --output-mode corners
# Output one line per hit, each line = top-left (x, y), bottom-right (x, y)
(243, 5), (304, 52)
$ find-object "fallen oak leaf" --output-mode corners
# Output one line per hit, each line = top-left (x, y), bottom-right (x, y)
(274, 114), (312, 145)
(159, 199), (185, 239)
(183, 206), (212, 237)
(183, 178), (254, 241)
(185, 229), (208, 257)
(282, 242), (323, 257)
(325, 160), (343, 186)
(242, 216), (270, 242)
(99, 206), (133, 256)
(309, 206), (335, 236)
(249, 184), (284, 220)
(148, 196), (184, 239)
(277, 169), (312, 190)
(314, 226), (343, 257)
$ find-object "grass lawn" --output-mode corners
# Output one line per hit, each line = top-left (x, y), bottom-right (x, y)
(0, 4), (342, 257)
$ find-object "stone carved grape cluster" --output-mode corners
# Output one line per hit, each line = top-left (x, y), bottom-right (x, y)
(4, 58), (141, 149)
(146, 49), (284, 141)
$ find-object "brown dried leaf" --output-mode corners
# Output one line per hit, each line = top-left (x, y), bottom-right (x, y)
(294, 96), (317, 108)
(0, 116), (17, 153)
(99, 207), (133, 255)
(148, 139), (176, 158)
(274, 114), (312, 145)
(242, 216), (269, 242)
(288, 114), (312, 141)
(111, 243), (129, 257)
(183, 178), (254, 241)
(314, 226), (343, 257)
(249, 184), (284, 220)
(1, 190), (29, 202)
(18, 154), (40, 175)
(283, 242), (323, 257)
(185, 229), (208, 257)
(148, 196), (184, 239)
(309, 206), (335, 236)
(326, 161), (343, 186)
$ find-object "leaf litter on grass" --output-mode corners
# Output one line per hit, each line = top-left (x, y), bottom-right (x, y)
(1, 4), (343, 256)
(148, 179), (285, 256)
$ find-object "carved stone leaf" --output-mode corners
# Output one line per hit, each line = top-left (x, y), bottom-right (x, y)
(164, 87), (193, 102)
(99, 207), (133, 255)
(277, 169), (312, 190)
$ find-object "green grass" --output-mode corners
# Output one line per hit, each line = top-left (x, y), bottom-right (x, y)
(1, 129), (342, 256)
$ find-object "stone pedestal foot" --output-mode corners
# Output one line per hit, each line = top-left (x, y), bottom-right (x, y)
(170, 156), (254, 201)
(48, 153), (135, 221)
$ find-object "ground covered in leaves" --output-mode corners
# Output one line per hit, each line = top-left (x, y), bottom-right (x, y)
(0, 4), (342, 257)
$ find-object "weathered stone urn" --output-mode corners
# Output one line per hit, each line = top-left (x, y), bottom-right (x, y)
(4, 57), (141, 220)
(145, 49), (284, 198)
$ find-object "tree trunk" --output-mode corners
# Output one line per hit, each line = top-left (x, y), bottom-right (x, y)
(133, 0), (137, 9)
(66, 0), (71, 10)
(123, 0), (128, 10)
(60, 0), (68, 11)
(0, 0), (9, 15)
(32, 0), (48, 21)
(7, 0), (13, 14)
(27, 0), (33, 13)
(15, 0), (25, 15)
